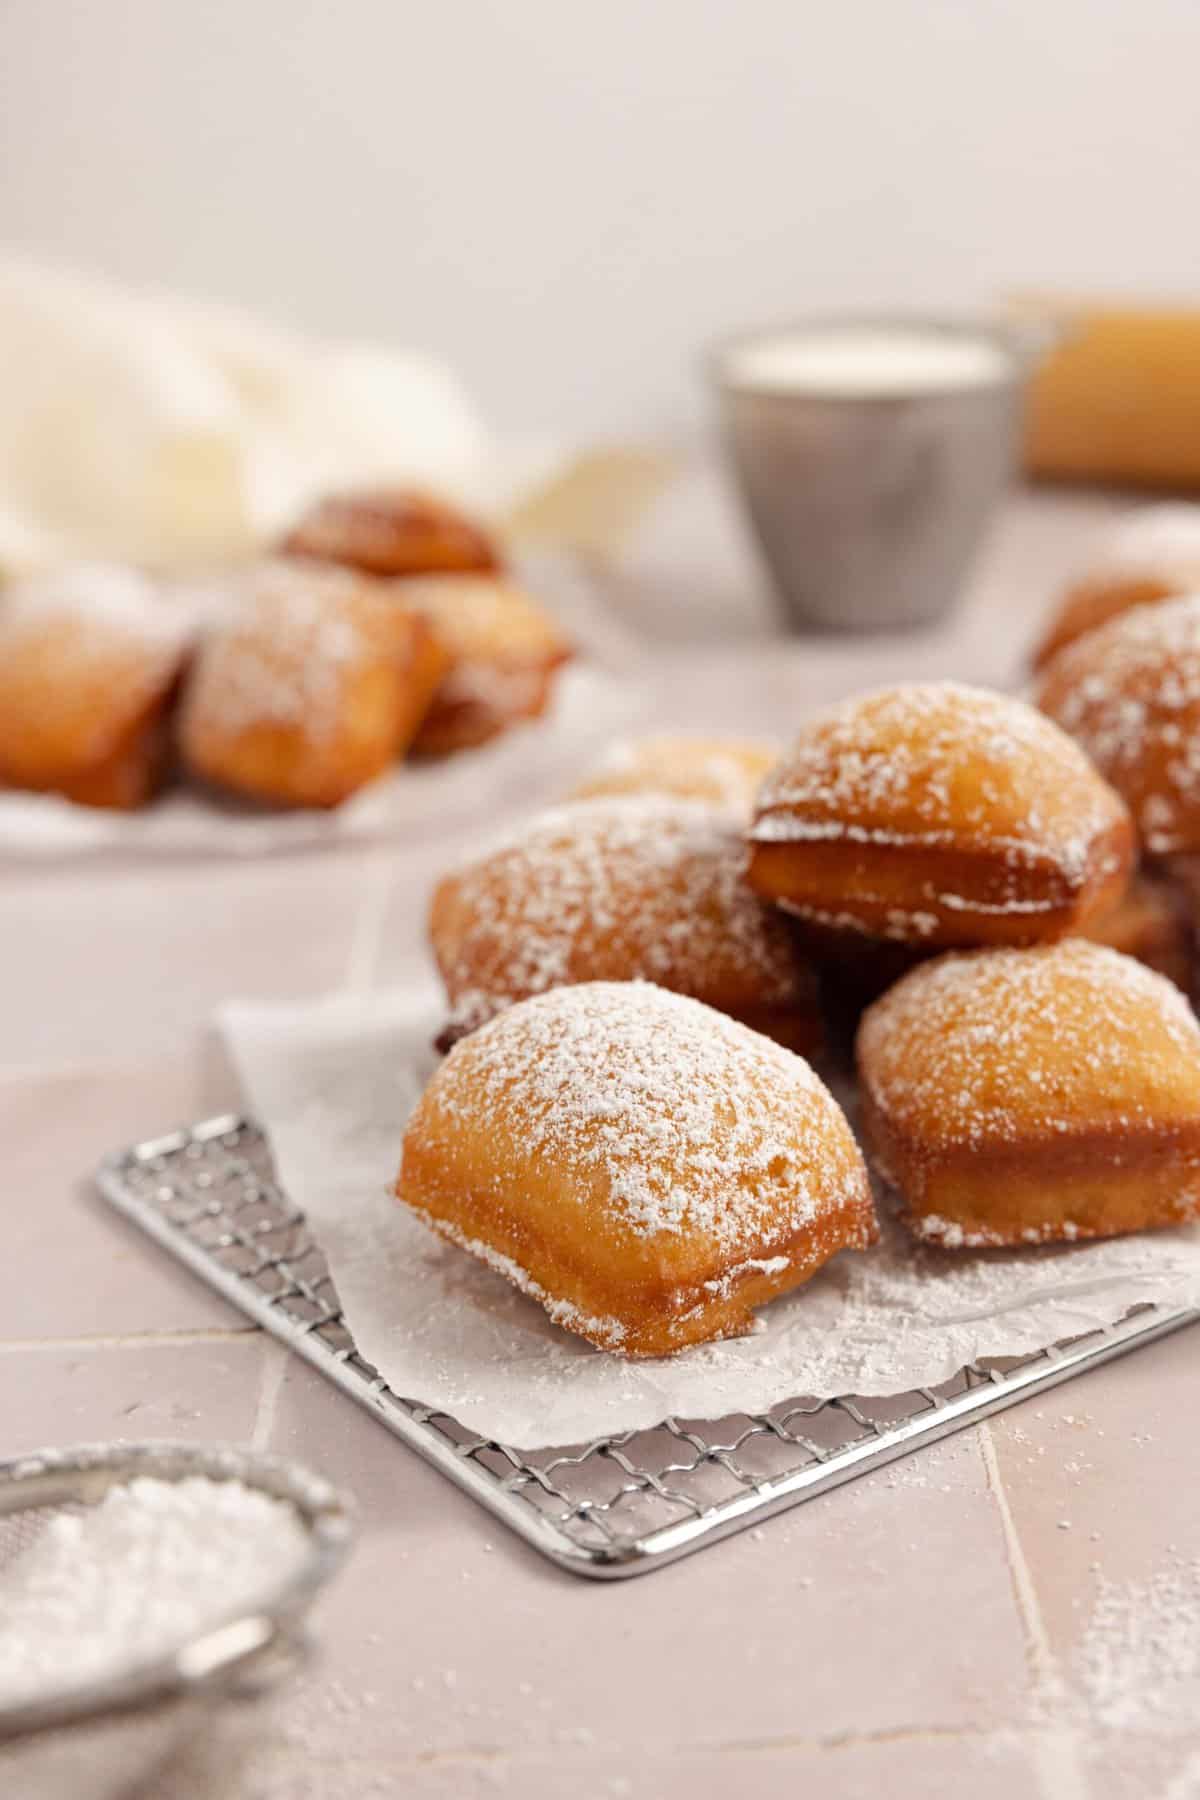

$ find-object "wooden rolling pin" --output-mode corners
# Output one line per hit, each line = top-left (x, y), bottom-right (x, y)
(1020, 301), (1200, 489)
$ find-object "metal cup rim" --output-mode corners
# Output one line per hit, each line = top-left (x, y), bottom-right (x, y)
(706, 309), (1059, 404)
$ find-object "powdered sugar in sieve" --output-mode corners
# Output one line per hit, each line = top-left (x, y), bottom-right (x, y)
(0, 1442), (352, 1745)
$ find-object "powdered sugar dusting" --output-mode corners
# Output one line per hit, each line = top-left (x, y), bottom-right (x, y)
(1070, 1554), (1200, 1737)
(182, 561), (384, 741)
(0, 1475), (309, 1705)
(434, 795), (811, 1035)
(432, 981), (867, 1250)
(395, 574), (568, 663)
(422, 1211), (628, 1345)
(1037, 593), (1200, 853)
(0, 561), (191, 668)
(574, 734), (778, 813)
(752, 681), (1126, 888)
(859, 940), (1200, 1153)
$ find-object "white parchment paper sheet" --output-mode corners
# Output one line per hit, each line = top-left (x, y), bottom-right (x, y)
(219, 988), (1200, 1448)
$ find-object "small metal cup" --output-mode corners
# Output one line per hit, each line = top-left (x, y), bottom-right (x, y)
(711, 315), (1041, 634)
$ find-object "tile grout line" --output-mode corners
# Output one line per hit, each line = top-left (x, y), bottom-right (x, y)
(0, 1327), (261, 1353)
(978, 1422), (1090, 1800)
(250, 1337), (290, 1451)
(342, 850), (400, 995)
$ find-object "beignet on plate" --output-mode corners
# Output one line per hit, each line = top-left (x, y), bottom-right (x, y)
(395, 574), (571, 755)
(397, 981), (876, 1356)
(747, 682), (1133, 947)
(856, 940), (1200, 1248)
(429, 795), (823, 1053)
(179, 561), (444, 809)
(281, 487), (499, 579)
(0, 563), (190, 810)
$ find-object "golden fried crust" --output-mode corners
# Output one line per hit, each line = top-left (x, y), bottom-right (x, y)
(281, 487), (500, 578)
(397, 982), (876, 1356)
(1031, 575), (1176, 670)
(429, 796), (823, 1056)
(391, 575), (572, 756)
(1032, 505), (1200, 669)
(571, 735), (779, 814)
(0, 567), (188, 811)
(856, 940), (1200, 1247)
(1036, 595), (1200, 856)
(179, 562), (441, 809)
(747, 682), (1134, 948)
(1078, 869), (1194, 992)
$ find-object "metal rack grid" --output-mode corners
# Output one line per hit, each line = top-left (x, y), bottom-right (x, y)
(97, 1114), (1199, 1580)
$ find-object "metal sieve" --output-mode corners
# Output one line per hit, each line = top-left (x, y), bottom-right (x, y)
(0, 1440), (353, 1800)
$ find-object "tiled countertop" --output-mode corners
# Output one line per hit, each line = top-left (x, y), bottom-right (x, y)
(4, 482), (1198, 1799)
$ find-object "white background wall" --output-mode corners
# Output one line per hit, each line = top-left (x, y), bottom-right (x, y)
(2, 0), (1196, 438)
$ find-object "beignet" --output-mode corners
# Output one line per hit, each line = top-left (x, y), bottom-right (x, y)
(1078, 869), (1194, 993)
(571, 734), (778, 814)
(747, 682), (1133, 947)
(397, 981), (876, 1356)
(1036, 595), (1200, 855)
(0, 563), (190, 810)
(1032, 505), (1200, 669)
(396, 574), (571, 755)
(856, 940), (1200, 1247)
(179, 561), (444, 809)
(281, 487), (499, 578)
(429, 795), (823, 1053)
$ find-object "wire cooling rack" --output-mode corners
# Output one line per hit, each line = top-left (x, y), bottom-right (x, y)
(97, 1115), (1199, 1580)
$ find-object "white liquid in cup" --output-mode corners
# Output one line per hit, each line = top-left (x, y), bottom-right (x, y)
(724, 326), (1014, 397)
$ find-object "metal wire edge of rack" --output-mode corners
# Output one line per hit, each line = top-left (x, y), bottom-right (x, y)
(95, 1113), (1200, 1581)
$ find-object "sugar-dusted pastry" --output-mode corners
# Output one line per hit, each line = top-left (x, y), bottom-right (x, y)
(0, 563), (190, 809)
(1037, 595), (1200, 855)
(571, 734), (778, 813)
(857, 940), (1200, 1248)
(1032, 505), (1200, 669)
(429, 795), (823, 1052)
(398, 981), (876, 1355)
(179, 561), (445, 809)
(1078, 870), (1193, 993)
(398, 574), (572, 755)
(281, 487), (500, 578)
(747, 682), (1134, 948)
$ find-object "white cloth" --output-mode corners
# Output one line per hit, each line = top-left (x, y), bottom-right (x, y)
(0, 255), (553, 574)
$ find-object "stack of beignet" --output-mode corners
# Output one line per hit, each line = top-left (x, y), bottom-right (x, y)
(0, 488), (572, 812)
(401, 675), (1200, 1358)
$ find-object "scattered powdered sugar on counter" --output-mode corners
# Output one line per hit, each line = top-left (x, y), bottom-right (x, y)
(1072, 1555), (1200, 1736)
(0, 1476), (310, 1705)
